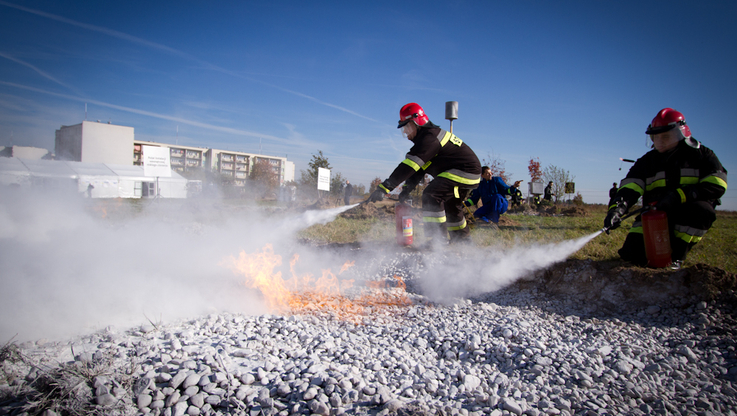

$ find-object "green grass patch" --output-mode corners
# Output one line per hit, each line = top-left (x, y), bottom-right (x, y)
(300, 205), (737, 274)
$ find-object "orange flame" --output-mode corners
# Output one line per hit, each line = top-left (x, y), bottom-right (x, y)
(223, 244), (411, 322)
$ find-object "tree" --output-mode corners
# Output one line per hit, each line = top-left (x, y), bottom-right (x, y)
(330, 172), (345, 197)
(482, 153), (511, 183)
(299, 150), (340, 200)
(250, 158), (279, 196)
(369, 177), (382, 194)
(528, 157), (542, 182)
(354, 183), (366, 196)
(543, 164), (575, 203)
(299, 150), (331, 187)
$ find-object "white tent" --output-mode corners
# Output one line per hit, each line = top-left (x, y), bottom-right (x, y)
(107, 164), (188, 198)
(67, 161), (121, 198)
(0, 158), (189, 198)
(16, 159), (78, 192)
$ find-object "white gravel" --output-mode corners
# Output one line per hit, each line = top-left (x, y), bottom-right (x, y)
(3, 251), (736, 416)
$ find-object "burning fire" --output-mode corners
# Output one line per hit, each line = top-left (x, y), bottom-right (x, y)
(223, 244), (411, 322)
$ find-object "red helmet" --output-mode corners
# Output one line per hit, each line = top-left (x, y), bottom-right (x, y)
(645, 108), (692, 139)
(397, 103), (429, 128)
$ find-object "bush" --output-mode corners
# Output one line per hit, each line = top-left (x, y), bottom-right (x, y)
(572, 192), (584, 206)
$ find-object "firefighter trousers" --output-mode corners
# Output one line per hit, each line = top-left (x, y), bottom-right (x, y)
(421, 177), (476, 243)
(618, 200), (717, 265)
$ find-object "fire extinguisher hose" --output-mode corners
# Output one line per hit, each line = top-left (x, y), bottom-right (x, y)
(600, 206), (650, 234)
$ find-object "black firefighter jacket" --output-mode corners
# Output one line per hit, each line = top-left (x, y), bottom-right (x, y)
(610, 138), (727, 210)
(379, 123), (481, 194)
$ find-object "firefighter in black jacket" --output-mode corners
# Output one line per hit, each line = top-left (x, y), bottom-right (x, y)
(605, 108), (728, 269)
(368, 103), (481, 244)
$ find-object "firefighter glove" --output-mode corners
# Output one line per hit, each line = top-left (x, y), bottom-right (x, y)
(368, 189), (386, 203)
(655, 190), (683, 212)
(604, 203), (627, 234)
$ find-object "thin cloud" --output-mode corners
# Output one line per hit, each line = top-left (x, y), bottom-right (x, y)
(0, 81), (288, 142)
(0, 0), (382, 124)
(0, 1), (194, 61)
(0, 51), (86, 97)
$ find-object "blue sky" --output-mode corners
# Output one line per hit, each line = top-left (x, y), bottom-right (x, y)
(1, 0), (735, 210)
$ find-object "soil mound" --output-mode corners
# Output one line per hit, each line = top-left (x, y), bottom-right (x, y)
(560, 206), (588, 217)
(509, 258), (737, 315)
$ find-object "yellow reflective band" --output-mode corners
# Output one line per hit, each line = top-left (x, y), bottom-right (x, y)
(423, 216), (447, 223)
(645, 179), (666, 192)
(621, 182), (644, 196)
(677, 188), (686, 203)
(422, 161), (432, 170)
(701, 175), (728, 190)
(439, 131), (451, 147)
(454, 186), (459, 199)
(402, 158), (421, 171)
(680, 177), (699, 185)
(437, 172), (482, 185)
(447, 219), (467, 231)
(378, 184), (390, 193)
(674, 229), (702, 244)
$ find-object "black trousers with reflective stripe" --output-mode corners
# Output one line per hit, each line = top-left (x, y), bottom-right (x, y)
(421, 177), (475, 241)
(618, 200), (717, 265)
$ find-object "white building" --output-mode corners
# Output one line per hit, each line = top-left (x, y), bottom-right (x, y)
(204, 148), (294, 187)
(55, 121), (133, 165)
(43, 120), (296, 193)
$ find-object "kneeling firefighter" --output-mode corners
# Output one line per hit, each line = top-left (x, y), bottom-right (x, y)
(605, 108), (728, 269)
(368, 103), (481, 244)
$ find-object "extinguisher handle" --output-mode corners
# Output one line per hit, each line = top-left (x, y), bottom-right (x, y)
(601, 205), (650, 234)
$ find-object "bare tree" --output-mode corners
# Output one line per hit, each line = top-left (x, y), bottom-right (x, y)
(482, 152), (512, 183)
(543, 165), (575, 203)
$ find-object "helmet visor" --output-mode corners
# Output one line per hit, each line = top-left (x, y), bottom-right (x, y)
(397, 118), (412, 128)
(646, 120), (683, 135)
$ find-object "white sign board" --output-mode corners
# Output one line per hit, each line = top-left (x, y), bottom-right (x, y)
(143, 145), (172, 177)
(317, 167), (331, 191)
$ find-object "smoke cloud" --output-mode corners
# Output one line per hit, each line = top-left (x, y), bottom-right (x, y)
(415, 232), (602, 303)
(0, 187), (596, 343)
(0, 188), (356, 343)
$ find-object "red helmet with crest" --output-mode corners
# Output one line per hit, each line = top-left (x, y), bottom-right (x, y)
(645, 108), (692, 139)
(397, 103), (429, 128)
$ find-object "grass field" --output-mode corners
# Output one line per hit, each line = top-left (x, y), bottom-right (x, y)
(299, 204), (737, 274)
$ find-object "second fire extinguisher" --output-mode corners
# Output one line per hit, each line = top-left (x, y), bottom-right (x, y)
(641, 205), (672, 268)
(395, 202), (413, 246)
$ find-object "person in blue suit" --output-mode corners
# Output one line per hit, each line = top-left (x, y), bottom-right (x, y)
(464, 166), (521, 224)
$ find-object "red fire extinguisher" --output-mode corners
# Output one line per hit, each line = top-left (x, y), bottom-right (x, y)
(641, 205), (672, 268)
(395, 202), (413, 246)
